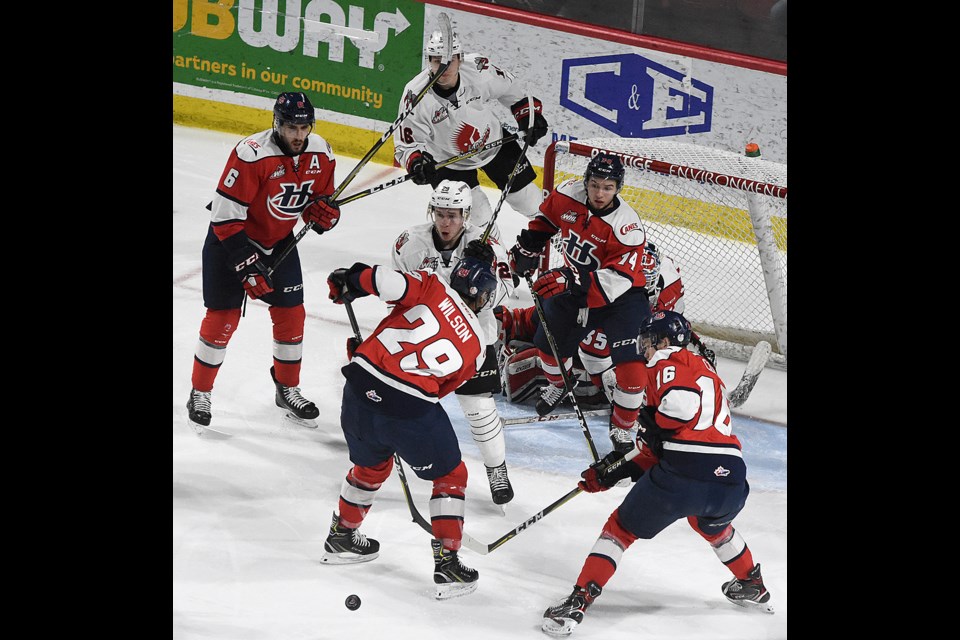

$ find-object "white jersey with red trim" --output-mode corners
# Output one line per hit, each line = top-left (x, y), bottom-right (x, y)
(351, 267), (486, 402)
(390, 222), (514, 346)
(393, 53), (530, 172)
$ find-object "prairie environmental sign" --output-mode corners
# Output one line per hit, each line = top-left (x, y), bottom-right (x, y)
(173, 0), (425, 121)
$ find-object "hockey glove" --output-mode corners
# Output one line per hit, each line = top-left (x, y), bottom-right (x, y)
(303, 195), (341, 235)
(510, 97), (548, 146)
(578, 450), (641, 493)
(636, 405), (665, 458)
(464, 238), (496, 266)
(224, 234), (274, 300)
(346, 337), (361, 360)
(327, 262), (372, 304)
(407, 151), (438, 186)
(532, 268), (588, 301)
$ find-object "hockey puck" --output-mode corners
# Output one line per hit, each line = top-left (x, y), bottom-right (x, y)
(345, 594), (361, 610)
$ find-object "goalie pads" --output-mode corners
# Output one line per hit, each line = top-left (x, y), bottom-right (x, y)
(500, 344), (607, 405)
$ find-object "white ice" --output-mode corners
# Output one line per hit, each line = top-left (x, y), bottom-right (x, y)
(173, 125), (787, 639)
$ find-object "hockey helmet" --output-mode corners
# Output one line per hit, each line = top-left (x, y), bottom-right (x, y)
(428, 180), (473, 223)
(584, 152), (625, 192)
(640, 241), (662, 295)
(450, 256), (498, 312)
(273, 92), (315, 132)
(425, 29), (462, 61)
(637, 310), (691, 358)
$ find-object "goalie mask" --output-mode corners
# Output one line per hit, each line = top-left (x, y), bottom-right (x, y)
(640, 241), (662, 295)
(450, 256), (498, 312)
(637, 310), (691, 359)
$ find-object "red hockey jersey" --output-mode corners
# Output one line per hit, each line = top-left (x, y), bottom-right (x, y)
(209, 128), (336, 250)
(350, 267), (486, 403)
(532, 178), (647, 308)
(643, 346), (746, 483)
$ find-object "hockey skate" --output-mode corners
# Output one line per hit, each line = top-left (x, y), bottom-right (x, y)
(541, 581), (602, 636)
(608, 423), (635, 456)
(271, 366), (319, 428)
(319, 512), (380, 565)
(721, 563), (774, 614)
(432, 538), (478, 600)
(536, 382), (569, 416)
(485, 461), (514, 506)
(186, 389), (212, 430)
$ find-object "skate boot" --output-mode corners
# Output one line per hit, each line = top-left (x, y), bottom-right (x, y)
(432, 538), (478, 600)
(186, 389), (212, 430)
(319, 512), (380, 565)
(485, 461), (514, 506)
(721, 563), (774, 613)
(542, 581), (602, 636)
(271, 366), (319, 428)
(536, 382), (568, 416)
(608, 423), (635, 455)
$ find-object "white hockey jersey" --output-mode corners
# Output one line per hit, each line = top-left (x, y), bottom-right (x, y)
(390, 221), (515, 346)
(393, 53), (531, 172)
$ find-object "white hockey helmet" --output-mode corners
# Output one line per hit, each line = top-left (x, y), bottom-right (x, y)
(428, 180), (472, 223)
(424, 30), (462, 61)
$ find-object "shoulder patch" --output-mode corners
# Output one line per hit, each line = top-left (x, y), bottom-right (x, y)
(394, 231), (409, 254)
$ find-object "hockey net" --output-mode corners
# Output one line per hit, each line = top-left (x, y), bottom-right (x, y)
(542, 139), (787, 367)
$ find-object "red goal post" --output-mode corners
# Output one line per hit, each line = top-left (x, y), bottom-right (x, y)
(542, 138), (787, 367)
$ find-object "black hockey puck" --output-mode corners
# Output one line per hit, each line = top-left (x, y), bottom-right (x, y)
(345, 594), (361, 610)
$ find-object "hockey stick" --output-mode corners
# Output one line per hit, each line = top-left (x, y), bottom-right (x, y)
(268, 13), (454, 277)
(503, 340), (773, 424)
(479, 96), (535, 244)
(726, 340), (772, 408)
(395, 445), (638, 555)
(502, 407), (614, 426)
(334, 134), (520, 207)
(525, 273), (600, 463)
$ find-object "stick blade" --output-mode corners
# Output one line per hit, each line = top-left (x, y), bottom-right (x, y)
(437, 12), (453, 64)
(727, 340), (772, 408)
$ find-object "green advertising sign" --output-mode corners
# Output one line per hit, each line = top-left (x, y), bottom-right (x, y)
(173, 0), (425, 123)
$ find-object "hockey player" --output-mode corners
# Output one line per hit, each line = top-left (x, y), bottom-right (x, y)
(320, 256), (499, 601)
(541, 311), (773, 636)
(393, 29), (549, 241)
(508, 152), (652, 435)
(390, 180), (516, 505)
(497, 241), (704, 453)
(186, 92), (342, 431)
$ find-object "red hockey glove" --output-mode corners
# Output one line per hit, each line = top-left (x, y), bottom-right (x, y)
(532, 267), (588, 301)
(578, 450), (639, 493)
(303, 195), (341, 234)
(230, 246), (274, 299)
(510, 97), (548, 145)
(327, 262), (372, 304)
(407, 151), (437, 186)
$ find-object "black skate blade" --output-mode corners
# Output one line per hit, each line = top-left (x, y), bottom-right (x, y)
(435, 580), (478, 600)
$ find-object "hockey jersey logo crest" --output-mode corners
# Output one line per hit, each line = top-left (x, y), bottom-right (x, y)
(620, 221), (642, 235)
(394, 231), (409, 254)
(269, 164), (286, 179)
(418, 256), (439, 271)
(561, 211), (578, 223)
(431, 106), (449, 124)
(244, 139), (261, 155)
(453, 124), (491, 153)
